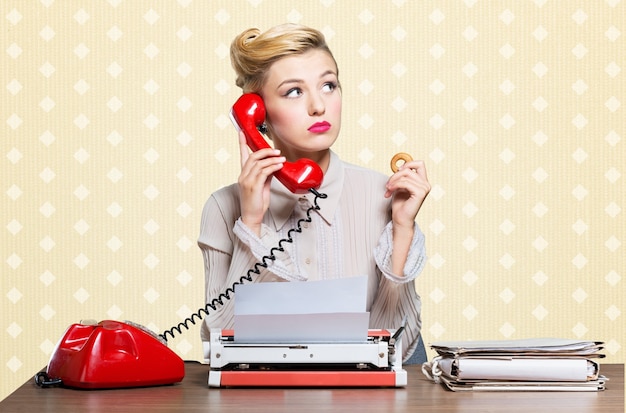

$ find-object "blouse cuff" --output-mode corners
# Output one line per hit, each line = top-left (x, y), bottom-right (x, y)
(374, 221), (427, 284)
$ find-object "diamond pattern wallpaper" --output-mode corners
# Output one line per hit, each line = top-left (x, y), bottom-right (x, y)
(2, 0), (624, 399)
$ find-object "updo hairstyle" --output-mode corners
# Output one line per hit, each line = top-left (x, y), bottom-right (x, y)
(230, 23), (338, 93)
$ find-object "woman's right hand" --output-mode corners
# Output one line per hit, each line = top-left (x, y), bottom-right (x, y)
(237, 130), (285, 236)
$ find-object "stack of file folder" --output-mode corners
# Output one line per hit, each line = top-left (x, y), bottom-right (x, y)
(421, 338), (606, 391)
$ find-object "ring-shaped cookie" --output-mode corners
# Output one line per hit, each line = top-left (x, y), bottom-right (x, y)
(390, 152), (413, 173)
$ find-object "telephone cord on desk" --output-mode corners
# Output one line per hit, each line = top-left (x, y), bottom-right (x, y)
(159, 188), (327, 342)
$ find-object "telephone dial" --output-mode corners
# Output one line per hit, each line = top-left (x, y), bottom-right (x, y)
(230, 93), (324, 194)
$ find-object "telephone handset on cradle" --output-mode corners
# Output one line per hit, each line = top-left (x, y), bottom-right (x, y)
(230, 93), (324, 194)
(37, 320), (184, 389)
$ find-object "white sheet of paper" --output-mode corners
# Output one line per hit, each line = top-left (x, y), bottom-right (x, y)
(233, 275), (369, 343)
(234, 313), (370, 343)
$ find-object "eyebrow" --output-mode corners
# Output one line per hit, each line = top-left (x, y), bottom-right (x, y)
(276, 70), (338, 90)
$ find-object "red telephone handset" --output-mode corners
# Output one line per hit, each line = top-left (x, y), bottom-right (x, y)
(230, 93), (323, 194)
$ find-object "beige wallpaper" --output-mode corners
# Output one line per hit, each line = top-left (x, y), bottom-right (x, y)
(2, 0), (624, 399)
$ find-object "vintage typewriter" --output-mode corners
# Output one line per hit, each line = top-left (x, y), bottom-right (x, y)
(202, 275), (408, 388)
(205, 323), (407, 388)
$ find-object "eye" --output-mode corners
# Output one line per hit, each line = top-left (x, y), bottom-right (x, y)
(285, 88), (302, 98)
(322, 82), (337, 93)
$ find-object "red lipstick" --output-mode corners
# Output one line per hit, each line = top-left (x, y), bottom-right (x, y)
(308, 121), (331, 133)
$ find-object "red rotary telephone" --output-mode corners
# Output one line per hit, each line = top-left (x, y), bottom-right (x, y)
(41, 320), (184, 389)
(230, 93), (324, 194)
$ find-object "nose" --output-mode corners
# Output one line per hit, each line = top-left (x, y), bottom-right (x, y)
(308, 93), (325, 116)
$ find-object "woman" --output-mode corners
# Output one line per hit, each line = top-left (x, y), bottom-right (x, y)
(199, 23), (430, 363)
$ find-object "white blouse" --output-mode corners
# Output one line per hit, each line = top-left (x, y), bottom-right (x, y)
(198, 151), (427, 361)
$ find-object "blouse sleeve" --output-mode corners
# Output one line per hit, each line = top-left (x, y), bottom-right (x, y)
(370, 221), (427, 362)
(374, 221), (427, 282)
(233, 218), (307, 281)
(198, 193), (287, 342)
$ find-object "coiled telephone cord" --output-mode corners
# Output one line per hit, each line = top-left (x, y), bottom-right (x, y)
(159, 188), (327, 342)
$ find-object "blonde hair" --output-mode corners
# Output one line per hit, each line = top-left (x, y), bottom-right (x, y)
(230, 23), (338, 93)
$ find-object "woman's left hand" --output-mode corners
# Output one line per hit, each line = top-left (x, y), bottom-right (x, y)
(384, 160), (431, 227)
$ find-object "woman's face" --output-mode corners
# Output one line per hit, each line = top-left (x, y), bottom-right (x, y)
(260, 49), (342, 161)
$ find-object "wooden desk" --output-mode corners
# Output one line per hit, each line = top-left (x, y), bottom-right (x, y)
(1, 363), (623, 412)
